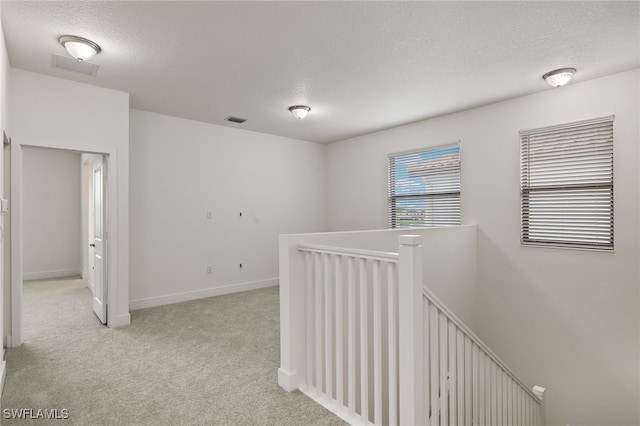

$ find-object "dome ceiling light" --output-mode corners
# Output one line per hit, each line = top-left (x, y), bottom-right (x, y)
(542, 68), (576, 88)
(58, 35), (101, 62)
(288, 105), (311, 119)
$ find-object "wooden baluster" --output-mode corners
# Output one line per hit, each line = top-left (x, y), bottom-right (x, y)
(424, 298), (431, 426)
(485, 354), (492, 426)
(387, 262), (398, 426)
(314, 252), (323, 395)
(508, 378), (514, 426)
(305, 252), (313, 390)
(503, 373), (509, 425)
(323, 253), (333, 400)
(373, 260), (382, 426)
(335, 255), (344, 408)
(516, 383), (521, 426)
(359, 257), (369, 423)
(472, 344), (479, 426)
(347, 256), (356, 418)
(496, 369), (503, 426)
(439, 312), (448, 426)
(456, 329), (465, 424)
(448, 321), (457, 426)
(478, 350), (485, 426)
(430, 304), (439, 425)
(491, 361), (497, 426)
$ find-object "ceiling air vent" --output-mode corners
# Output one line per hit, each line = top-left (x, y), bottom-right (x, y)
(52, 54), (99, 77)
(224, 116), (247, 124)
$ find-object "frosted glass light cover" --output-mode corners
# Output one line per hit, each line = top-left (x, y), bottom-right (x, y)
(289, 105), (311, 119)
(543, 68), (576, 88)
(64, 41), (97, 61)
(58, 36), (101, 62)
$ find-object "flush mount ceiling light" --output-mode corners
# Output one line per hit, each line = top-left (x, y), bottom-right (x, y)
(58, 35), (101, 62)
(542, 68), (576, 88)
(288, 105), (311, 119)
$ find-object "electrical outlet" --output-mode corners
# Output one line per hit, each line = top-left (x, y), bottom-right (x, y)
(206, 265), (213, 274)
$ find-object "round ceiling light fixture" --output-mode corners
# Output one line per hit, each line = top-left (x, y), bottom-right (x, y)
(542, 68), (576, 88)
(288, 105), (311, 120)
(58, 35), (101, 62)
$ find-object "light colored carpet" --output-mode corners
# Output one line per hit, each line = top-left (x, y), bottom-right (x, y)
(1, 278), (345, 425)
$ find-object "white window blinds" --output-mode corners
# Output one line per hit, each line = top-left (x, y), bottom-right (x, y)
(520, 116), (614, 250)
(388, 143), (461, 228)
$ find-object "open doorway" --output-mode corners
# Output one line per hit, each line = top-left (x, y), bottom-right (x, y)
(14, 146), (108, 344)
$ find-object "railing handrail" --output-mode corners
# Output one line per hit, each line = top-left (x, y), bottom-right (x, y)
(298, 243), (399, 263)
(422, 285), (542, 405)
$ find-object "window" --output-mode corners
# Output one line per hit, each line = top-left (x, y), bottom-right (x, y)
(388, 142), (461, 228)
(520, 116), (614, 250)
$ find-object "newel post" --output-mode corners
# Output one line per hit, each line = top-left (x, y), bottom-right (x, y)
(278, 235), (303, 392)
(398, 235), (425, 425)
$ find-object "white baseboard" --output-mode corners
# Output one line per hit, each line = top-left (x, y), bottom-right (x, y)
(0, 358), (6, 397)
(129, 278), (278, 311)
(301, 388), (364, 426)
(23, 268), (82, 281)
(109, 313), (131, 328)
(87, 279), (95, 294)
(278, 368), (298, 392)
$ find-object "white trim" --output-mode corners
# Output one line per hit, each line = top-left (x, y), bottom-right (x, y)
(109, 313), (131, 328)
(301, 388), (366, 426)
(22, 268), (82, 281)
(10, 143), (129, 346)
(129, 278), (279, 311)
(298, 243), (399, 262)
(0, 359), (6, 396)
(10, 141), (22, 347)
(387, 140), (461, 158)
(277, 368), (298, 392)
(519, 114), (615, 136)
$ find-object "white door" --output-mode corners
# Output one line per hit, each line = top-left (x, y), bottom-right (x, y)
(92, 161), (107, 324)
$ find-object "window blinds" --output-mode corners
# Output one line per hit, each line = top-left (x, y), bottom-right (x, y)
(520, 116), (614, 250)
(388, 143), (461, 228)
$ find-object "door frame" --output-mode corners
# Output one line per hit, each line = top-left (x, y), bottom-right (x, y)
(10, 142), (127, 347)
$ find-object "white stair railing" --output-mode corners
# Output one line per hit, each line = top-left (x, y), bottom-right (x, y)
(422, 283), (543, 426)
(400, 235), (544, 426)
(280, 234), (543, 425)
(297, 243), (400, 425)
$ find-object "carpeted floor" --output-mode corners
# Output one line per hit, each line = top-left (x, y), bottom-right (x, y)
(1, 278), (345, 425)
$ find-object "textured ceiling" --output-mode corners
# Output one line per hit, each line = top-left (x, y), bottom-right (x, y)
(1, 1), (638, 144)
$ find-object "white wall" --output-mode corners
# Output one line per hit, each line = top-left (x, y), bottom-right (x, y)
(10, 69), (130, 330)
(129, 109), (326, 308)
(22, 147), (81, 280)
(326, 69), (640, 426)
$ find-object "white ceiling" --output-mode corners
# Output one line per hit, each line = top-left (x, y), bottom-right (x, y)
(1, 1), (638, 144)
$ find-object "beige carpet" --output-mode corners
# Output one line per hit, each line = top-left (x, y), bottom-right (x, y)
(1, 278), (345, 425)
